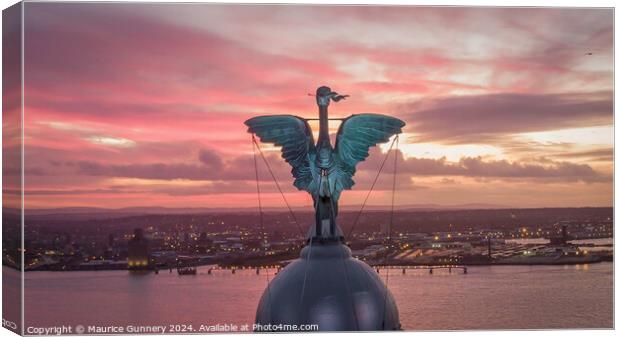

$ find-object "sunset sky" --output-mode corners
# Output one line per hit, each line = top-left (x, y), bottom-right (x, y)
(11, 4), (613, 209)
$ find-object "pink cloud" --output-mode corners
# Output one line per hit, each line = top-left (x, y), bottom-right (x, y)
(16, 3), (613, 208)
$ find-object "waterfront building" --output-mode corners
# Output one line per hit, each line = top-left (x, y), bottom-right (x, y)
(549, 224), (571, 245)
(127, 228), (151, 269)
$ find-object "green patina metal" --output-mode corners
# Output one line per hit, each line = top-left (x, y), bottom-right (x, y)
(245, 86), (405, 241)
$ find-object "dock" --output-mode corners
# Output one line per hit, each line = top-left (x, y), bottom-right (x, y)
(373, 265), (468, 274)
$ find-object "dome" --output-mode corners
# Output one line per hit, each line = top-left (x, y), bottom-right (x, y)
(255, 242), (400, 331)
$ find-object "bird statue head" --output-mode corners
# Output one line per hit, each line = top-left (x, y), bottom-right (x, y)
(316, 86), (349, 107)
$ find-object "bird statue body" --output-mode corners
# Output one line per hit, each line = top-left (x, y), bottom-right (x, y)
(245, 86), (405, 241)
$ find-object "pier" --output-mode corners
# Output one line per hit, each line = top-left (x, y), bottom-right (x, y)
(373, 265), (468, 274)
(205, 265), (283, 275)
(197, 264), (467, 275)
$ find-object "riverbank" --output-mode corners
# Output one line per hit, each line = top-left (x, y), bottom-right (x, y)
(5, 253), (612, 272)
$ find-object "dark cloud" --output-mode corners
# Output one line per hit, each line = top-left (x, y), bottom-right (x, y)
(74, 161), (219, 181)
(398, 153), (607, 183)
(65, 145), (609, 187)
(400, 91), (612, 144)
(198, 148), (224, 171)
(360, 147), (608, 183)
(67, 147), (292, 182)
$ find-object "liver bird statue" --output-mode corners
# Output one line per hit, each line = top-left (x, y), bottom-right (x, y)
(245, 86), (405, 242)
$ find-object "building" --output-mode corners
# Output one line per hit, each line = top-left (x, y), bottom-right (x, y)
(127, 228), (151, 269)
(549, 224), (571, 245)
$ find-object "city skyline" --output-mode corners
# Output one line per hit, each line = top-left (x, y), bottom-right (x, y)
(9, 4), (613, 209)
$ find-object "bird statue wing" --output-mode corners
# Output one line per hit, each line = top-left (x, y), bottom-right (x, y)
(332, 113), (405, 195)
(245, 115), (317, 193)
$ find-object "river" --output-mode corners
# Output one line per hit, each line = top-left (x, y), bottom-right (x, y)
(6, 262), (613, 332)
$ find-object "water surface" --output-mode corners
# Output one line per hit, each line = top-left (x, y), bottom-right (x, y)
(18, 262), (613, 331)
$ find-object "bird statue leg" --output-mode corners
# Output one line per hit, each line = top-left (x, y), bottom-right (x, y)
(310, 169), (343, 242)
(314, 196), (339, 240)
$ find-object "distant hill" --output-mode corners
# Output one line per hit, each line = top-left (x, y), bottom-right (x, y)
(17, 206), (613, 236)
(14, 203), (608, 221)
(21, 203), (506, 215)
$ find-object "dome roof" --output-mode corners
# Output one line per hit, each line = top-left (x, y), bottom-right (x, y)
(255, 243), (400, 331)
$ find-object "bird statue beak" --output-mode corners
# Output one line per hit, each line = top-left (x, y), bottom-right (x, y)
(330, 92), (349, 102)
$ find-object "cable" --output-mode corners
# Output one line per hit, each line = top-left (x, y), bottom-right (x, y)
(252, 135), (273, 324)
(251, 135), (305, 237)
(346, 136), (398, 238)
(381, 135), (399, 329)
(253, 138), (273, 323)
